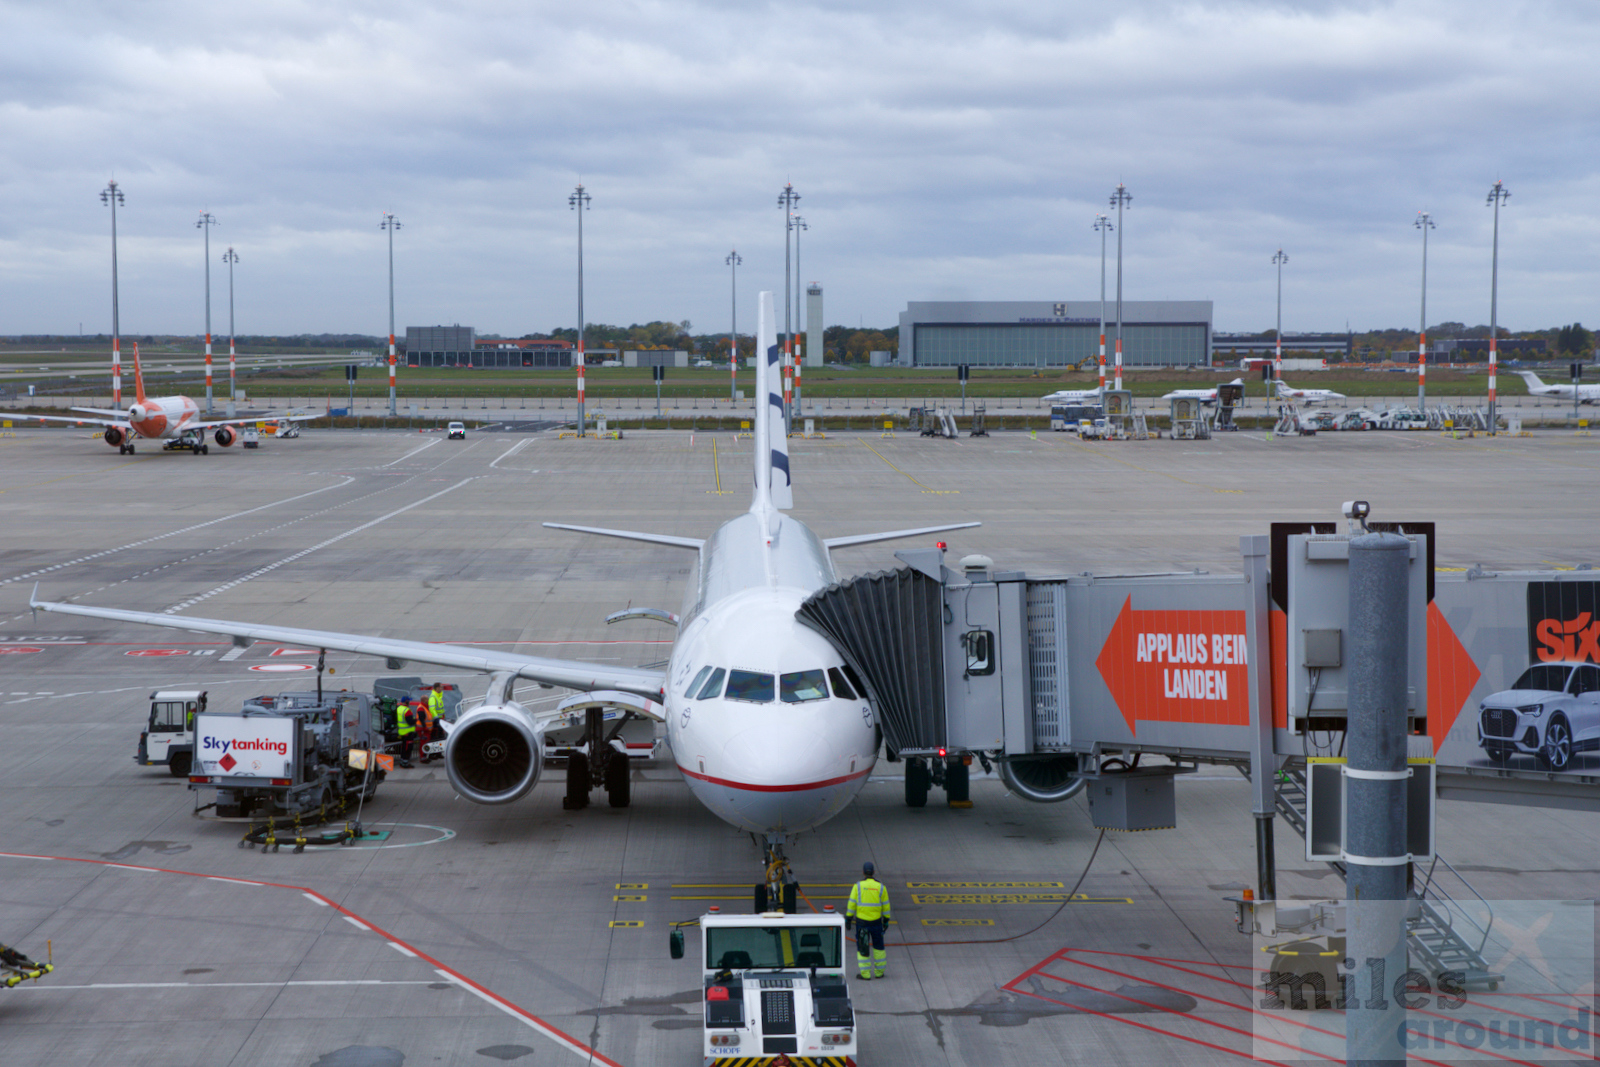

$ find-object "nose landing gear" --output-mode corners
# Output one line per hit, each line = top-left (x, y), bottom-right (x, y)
(560, 707), (635, 810)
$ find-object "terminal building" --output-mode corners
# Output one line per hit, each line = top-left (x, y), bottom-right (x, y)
(897, 300), (1213, 367)
(1212, 332), (1353, 361)
(405, 326), (575, 368)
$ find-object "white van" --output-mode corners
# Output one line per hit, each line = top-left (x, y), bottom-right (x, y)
(447, 421), (466, 439)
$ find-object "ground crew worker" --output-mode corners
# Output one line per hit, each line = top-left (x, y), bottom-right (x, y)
(846, 861), (891, 979)
(395, 700), (418, 768)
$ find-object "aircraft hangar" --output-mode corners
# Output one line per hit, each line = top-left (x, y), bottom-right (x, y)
(897, 299), (1214, 368)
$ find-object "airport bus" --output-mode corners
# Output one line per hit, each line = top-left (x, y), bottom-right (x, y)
(1050, 403), (1103, 432)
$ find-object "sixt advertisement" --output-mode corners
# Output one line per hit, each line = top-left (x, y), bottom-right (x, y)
(1431, 577), (1600, 776)
(195, 714), (295, 778)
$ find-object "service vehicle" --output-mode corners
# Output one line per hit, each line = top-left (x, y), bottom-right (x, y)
(1376, 407), (1428, 430)
(1477, 661), (1600, 772)
(274, 419), (301, 438)
(241, 426), (260, 448)
(672, 907), (857, 1065)
(377, 677), (464, 762)
(189, 690), (386, 818)
(134, 690), (204, 777)
(1049, 403), (1102, 431)
(1336, 409), (1380, 431)
(447, 421), (466, 439)
(1078, 417), (1111, 440)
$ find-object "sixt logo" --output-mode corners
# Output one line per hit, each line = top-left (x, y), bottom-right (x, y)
(202, 736), (288, 756)
(1528, 582), (1600, 664)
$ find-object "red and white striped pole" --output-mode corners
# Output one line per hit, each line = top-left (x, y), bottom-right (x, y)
(387, 333), (396, 414)
(1417, 331), (1427, 410)
(205, 331), (213, 408)
(1098, 337), (1106, 392)
(576, 342), (586, 434)
(1487, 336), (1497, 422)
(1114, 337), (1123, 392)
(112, 336), (122, 409)
(794, 344), (802, 412)
(229, 334), (237, 408)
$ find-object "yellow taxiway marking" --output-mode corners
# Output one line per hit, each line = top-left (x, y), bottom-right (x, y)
(859, 440), (958, 494)
(671, 883), (854, 888)
(907, 881), (1064, 889)
(911, 893), (1133, 905)
(670, 894), (849, 902)
(613, 894), (647, 902)
(609, 920), (645, 928)
(922, 919), (995, 927)
(707, 437), (733, 494)
(616, 883), (648, 890)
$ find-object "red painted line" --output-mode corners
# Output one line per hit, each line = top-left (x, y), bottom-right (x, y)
(0, 851), (625, 1067)
(676, 763), (870, 793)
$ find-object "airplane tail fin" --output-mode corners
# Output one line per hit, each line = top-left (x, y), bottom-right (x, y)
(131, 342), (148, 405)
(1515, 370), (1545, 388)
(753, 291), (793, 511)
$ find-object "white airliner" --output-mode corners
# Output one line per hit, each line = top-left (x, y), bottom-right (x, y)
(30, 292), (978, 898)
(1272, 378), (1346, 405)
(1514, 370), (1600, 405)
(0, 344), (315, 454)
(1161, 377), (1245, 404)
(1040, 385), (1103, 403)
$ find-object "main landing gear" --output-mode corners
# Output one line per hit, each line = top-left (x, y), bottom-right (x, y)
(902, 754), (971, 808)
(561, 707), (634, 810)
(754, 837), (800, 914)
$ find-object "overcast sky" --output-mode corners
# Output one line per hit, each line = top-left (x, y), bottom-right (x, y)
(1, 0), (1595, 339)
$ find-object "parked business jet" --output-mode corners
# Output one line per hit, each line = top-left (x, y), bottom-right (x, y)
(1514, 370), (1600, 405)
(0, 344), (315, 454)
(31, 292), (979, 904)
(1161, 378), (1245, 404)
(1272, 378), (1346, 405)
(1040, 385), (1103, 403)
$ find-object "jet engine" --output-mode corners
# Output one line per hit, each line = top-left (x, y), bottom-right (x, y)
(213, 426), (237, 447)
(127, 404), (147, 424)
(999, 755), (1085, 803)
(103, 427), (127, 447)
(445, 703), (543, 804)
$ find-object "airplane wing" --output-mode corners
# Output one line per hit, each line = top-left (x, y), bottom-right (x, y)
(823, 521), (981, 550)
(69, 406), (127, 418)
(187, 412), (322, 431)
(0, 411), (128, 429)
(542, 523), (705, 550)
(29, 594), (665, 701)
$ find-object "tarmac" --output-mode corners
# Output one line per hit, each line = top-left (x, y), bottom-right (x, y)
(0, 425), (1596, 1066)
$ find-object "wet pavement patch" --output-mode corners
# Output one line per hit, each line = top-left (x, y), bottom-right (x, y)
(311, 1048), (404, 1067)
(99, 840), (191, 860)
(476, 1046), (535, 1061)
(580, 988), (699, 1017)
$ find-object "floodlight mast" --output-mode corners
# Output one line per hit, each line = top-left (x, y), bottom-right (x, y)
(570, 184), (591, 433)
(197, 211), (218, 414)
(1272, 248), (1288, 384)
(726, 250), (742, 402)
(100, 180), (125, 410)
(791, 214), (807, 411)
(1415, 212), (1434, 413)
(1109, 183), (1131, 391)
(1094, 214), (1112, 392)
(1486, 180), (1510, 435)
(223, 247), (239, 409)
(381, 213), (401, 416)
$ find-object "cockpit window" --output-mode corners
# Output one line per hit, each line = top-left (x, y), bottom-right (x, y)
(685, 665), (714, 697)
(827, 667), (857, 701)
(781, 670), (829, 703)
(725, 670), (775, 703)
(694, 668), (727, 700)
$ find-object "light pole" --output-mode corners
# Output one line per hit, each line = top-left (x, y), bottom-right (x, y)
(1415, 212), (1434, 412)
(1486, 180), (1510, 434)
(381, 213), (401, 416)
(1094, 214), (1112, 392)
(791, 214), (807, 410)
(197, 211), (218, 414)
(100, 180), (124, 409)
(223, 247), (239, 412)
(570, 184), (591, 433)
(1273, 248), (1288, 387)
(777, 182), (800, 425)
(1110, 183), (1131, 391)
(726, 250), (741, 402)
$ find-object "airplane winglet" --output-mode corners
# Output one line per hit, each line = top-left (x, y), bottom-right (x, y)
(29, 582), (39, 624)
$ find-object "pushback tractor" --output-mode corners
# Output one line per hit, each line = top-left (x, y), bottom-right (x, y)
(672, 907), (857, 1067)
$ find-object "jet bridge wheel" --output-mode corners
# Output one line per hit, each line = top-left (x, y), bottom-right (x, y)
(904, 757), (930, 808)
(604, 751), (631, 808)
(562, 752), (590, 810)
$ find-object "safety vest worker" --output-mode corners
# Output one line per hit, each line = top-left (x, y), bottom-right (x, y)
(428, 685), (446, 724)
(846, 861), (891, 979)
(395, 702), (417, 737)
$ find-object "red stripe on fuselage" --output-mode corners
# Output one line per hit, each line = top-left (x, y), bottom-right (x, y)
(677, 764), (871, 793)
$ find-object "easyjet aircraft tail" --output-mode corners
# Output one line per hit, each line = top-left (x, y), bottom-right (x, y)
(753, 291), (793, 511)
(131, 342), (149, 405)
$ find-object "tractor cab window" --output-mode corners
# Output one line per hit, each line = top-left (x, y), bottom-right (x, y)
(705, 925), (842, 970)
(724, 670), (775, 704)
(780, 670), (829, 703)
(150, 702), (187, 732)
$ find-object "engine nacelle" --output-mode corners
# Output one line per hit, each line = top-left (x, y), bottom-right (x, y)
(214, 426), (237, 447)
(999, 755), (1086, 803)
(445, 703), (543, 804)
(103, 427), (127, 447)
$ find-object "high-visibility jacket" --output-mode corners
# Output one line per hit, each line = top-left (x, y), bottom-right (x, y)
(396, 703), (417, 737)
(847, 878), (891, 922)
(428, 689), (446, 720)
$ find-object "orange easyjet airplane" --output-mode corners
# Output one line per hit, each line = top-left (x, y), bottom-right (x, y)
(0, 344), (315, 454)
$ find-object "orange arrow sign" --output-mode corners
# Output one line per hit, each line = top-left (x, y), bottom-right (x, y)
(1095, 596), (1251, 736)
(1427, 601), (1480, 754)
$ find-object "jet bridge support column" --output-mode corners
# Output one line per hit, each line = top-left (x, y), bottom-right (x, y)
(1345, 532), (1412, 1067)
(1241, 535), (1276, 904)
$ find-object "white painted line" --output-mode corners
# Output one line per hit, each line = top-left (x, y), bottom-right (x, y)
(385, 438), (441, 466)
(490, 438), (530, 469)
(432, 969), (611, 1065)
(106, 864), (155, 872)
(388, 942), (417, 958)
(218, 646), (246, 662)
(302, 892), (328, 906)
(343, 916), (370, 931)
(206, 876), (262, 886)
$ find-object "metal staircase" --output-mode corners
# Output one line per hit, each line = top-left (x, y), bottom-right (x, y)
(1261, 759), (1503, 991)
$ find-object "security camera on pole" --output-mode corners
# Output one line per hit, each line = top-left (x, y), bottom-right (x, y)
(1486, 180), (1510, 435)
(1415, 212), (1434, 413)
(381, 213), (402, 416)
(197, 212), (218, 415)
(571, 184), (592, 436)
(1109, 184), (1131, 391)
(100, 181), (125, 410)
